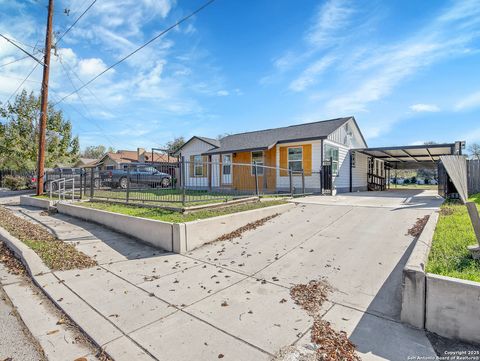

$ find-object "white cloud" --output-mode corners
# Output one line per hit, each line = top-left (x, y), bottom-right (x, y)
(289, 56), (335, 92)
(455, 91), (480, 111)
(216, 90), (229, 96)
(77, 58), (109, 78)
(409, 103), (440, 112)
(306, 0), (354, 48)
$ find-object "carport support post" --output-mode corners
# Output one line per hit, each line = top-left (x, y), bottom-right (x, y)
(126, 165), (130, 203)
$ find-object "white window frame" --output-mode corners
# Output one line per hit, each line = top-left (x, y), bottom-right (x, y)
(287, 146), (303, 172)
(251, 151), (264, 176)
(193, 155), (204, 177)
(324, 144), (339, 176)
(222, 154), (232, 175)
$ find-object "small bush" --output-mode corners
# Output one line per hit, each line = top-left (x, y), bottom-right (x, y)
(3, 175), (27, 190)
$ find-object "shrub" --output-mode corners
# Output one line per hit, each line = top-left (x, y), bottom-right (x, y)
(3, 175), (27, 190)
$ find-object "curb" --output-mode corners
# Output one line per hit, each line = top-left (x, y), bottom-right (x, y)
(0, 225), (155, 361)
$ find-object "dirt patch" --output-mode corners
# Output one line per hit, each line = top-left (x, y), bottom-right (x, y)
(439, 207), (454, 216)
(407, 215), (430, 238)
(274, 280), (361, 361)
(212, 214), (279, 243)
(0, 207), (96, 270)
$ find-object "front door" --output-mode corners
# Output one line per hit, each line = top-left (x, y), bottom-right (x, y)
(222, 154), (232, 185)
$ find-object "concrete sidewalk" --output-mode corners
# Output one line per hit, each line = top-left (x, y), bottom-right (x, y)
(5, 191), (441, 361)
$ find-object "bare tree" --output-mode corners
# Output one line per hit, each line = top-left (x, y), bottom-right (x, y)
(469, 143), (480, 160)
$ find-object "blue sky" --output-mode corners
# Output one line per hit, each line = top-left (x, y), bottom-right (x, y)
(1, 0), (480, 152)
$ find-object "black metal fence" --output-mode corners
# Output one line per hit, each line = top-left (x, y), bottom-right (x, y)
(77, 160), (334, 206)
(468, 159), (480, 195)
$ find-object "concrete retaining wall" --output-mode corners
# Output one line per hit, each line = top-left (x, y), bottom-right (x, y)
(20, 195), (53, 209)
(400, 211), (439, 329)
(56, 202), (294, 253)
(401, 210), (480, 345)
(56, 203), (176, 251)
(426, 274), (480, 344)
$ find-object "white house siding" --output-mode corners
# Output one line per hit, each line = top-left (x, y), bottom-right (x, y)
(352, 151), (368, 191)
(275, 140), (322, 193)
(327, 118), (367, 149)
(324, 139), (351, 193)
(179, 138), (219, 188)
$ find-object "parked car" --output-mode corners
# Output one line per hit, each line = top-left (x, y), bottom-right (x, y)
(101, 164), (172, 189)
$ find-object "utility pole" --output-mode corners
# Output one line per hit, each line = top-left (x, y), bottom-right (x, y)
(36, 0), (54, 195)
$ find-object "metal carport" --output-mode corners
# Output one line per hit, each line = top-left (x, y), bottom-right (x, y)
(352, 141), (465, 192)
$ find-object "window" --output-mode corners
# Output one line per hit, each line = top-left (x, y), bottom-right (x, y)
(324, 144), (339, 175)
(251, 151), (264, 175)
(288, 147), (303, 172)
(222, 154), (231, 175)
(193, 155), (204, 176)
(106, 165), (115, 170)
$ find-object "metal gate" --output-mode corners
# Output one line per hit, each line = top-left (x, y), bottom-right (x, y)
(321, 160), (333, 195)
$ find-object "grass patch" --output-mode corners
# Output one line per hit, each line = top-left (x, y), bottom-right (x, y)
(0, 206), (96, 270)
(78, 199), (287, 223)
(392, 184), (437, 190)
(426, 194), (480, 282)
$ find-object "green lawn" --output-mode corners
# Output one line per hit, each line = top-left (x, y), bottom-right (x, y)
(78, 199), (287, 223)
(391, 184), (438, 190)
(426, 193), (480, 282)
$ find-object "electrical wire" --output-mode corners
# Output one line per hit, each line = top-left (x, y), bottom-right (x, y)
(6, 62), (40, 103)
(53, 0), (216, 106)
(54, 0), (98, 45)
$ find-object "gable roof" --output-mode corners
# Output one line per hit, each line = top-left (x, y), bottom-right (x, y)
(204, 117), (353, 154)
(174, 136), (221, 154)
(96, 150), (175, 165)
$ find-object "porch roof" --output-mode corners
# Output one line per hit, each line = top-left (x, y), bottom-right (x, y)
(354, 143), (462, 167)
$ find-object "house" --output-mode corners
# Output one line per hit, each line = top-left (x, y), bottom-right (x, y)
(176, 117), (462, 194)
(74, 158), (98, 168)
(176, 117), (369, 193)
(95, 148), (175, 170)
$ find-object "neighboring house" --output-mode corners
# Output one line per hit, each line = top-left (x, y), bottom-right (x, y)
(95, 148), (175, 170)
(176, 117), (372, 193)
(74, 158), (98, 168)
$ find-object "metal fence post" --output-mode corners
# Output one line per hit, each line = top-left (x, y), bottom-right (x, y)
(89, 168), (94, 198)
(181, 157), (186, 206)
(289, 169), (293, 196)
(79, 170), (83, 200)
(301, 169), (305, 194)
(254, 161), (259, 196)
(126, 165), (130, 203)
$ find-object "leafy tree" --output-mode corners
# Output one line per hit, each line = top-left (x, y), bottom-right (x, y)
(81, 145), (114, 159)
(468, 143), (480, 160)
(0, 90), (79, 171)
(163, 136), (185, 154)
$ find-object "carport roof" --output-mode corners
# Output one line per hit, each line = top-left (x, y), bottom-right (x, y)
(354, 143), (459, 164)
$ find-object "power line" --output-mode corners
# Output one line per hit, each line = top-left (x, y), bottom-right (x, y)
(54, 0), (98, 46)
(57, 56), (118, 148)
(6, 62), (40, 103)
(0, 33), (45, 66)
(53, 0), (216, 105)
(0, 55), (30, 68)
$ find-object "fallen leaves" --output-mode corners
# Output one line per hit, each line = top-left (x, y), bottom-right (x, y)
(214, 214), (280, 243)
(290, 280), (331, 316)
(0, 207), (97, 270)
(0, 242), (26, 275)
(407, 215), (430, 238)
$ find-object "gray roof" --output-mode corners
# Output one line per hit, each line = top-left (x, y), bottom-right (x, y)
(196, 136), (221, 148)
(204, 117), (352, 154)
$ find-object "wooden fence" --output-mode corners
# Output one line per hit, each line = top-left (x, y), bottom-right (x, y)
(468, 160), (480, 195)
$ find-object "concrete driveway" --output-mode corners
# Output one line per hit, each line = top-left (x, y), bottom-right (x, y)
(6, 189), (444, 361)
